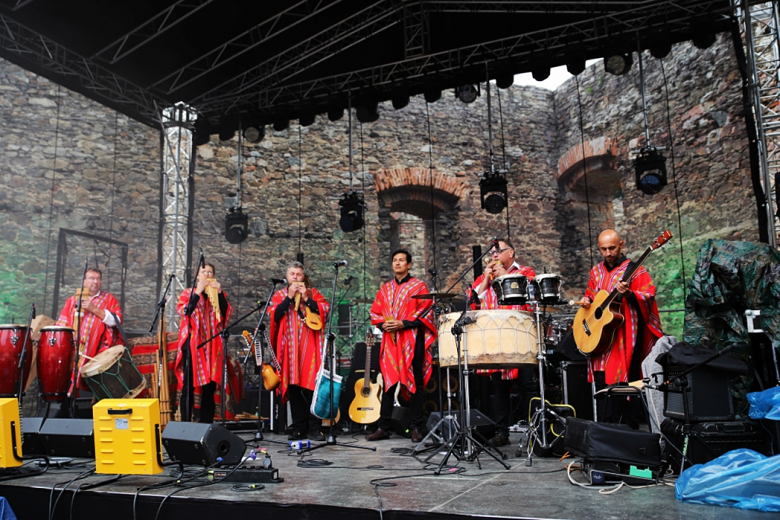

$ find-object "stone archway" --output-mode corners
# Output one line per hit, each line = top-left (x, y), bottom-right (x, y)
(373, 168), (465, 216)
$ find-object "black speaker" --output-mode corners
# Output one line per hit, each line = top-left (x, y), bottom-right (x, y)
(24, 418), (95, 458)
(561, 361), (594, 421)
(391, 406), (411, 437)
(423, 365), (459, 415)
(162, 422), (246, 466)
(472, 245), (483, 281)
(337, 304), (352, 336)
(427, 410), (496, 442)
(663, 364), (734, 421)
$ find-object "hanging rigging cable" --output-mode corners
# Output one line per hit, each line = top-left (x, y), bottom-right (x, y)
(425, 101), (438, 280)
(496, 82), (511, 240)
(299, 123), (303, 255)
(575, 75), (595, 268)
(43, 84), (62, 314)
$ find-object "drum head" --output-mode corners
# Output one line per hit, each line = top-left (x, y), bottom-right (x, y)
(81, 345), (125, 377)
(0, 324), (25, 329)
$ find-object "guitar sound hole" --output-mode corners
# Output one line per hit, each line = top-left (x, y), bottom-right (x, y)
(594, 308), (603, 320)
(361, 388), (370, 397)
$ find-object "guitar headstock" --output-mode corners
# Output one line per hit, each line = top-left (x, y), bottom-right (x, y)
(651, 230), (673, 250)
(366, 329), (375, 348)
(242, 330), (253, 346)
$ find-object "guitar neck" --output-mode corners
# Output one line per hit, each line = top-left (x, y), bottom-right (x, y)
(264, 328), (282, 372)
(601, 246), (652, 309)
(363, 339), (373, 391)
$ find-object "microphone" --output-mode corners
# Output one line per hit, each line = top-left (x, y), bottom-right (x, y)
(270, 278), (285, 284)
(198, 248), (205, 269)
(492, 236), (500, 251)
(169, 273), (177, 279)
(31, 303), (36, 320)
(333, 260), (348, 268)
(344, 275), (354, 286)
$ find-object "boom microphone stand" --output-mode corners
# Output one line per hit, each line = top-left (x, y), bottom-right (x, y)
(69, 258), (89, 418)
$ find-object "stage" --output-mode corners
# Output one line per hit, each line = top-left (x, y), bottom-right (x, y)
(0, 428), (767, 520)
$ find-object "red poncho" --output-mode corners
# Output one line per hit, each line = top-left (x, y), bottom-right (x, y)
(584, 259), (663, 384)
(469, 263), (536, 380)
(370, 277), (437, 395)
(56, 291), (122, 394)
(268, 288), (329, 404)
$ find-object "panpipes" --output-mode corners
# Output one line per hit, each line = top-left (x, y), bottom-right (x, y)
(204, 279), (221, 321)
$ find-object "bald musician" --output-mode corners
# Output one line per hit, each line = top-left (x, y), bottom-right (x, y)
(577, 229), (663, 426)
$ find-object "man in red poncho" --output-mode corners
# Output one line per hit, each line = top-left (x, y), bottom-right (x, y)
(367, 249), (437, 443)
(175, 262), (233, 423)
(469, 239), (537, 447)
(269, 261), (329, 441)
(56, 268), (123, 408)
(578, 229), (663, 426)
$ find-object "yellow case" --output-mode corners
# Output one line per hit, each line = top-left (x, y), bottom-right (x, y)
(0, 398), (23, 468)
(93, 398), (163, 475)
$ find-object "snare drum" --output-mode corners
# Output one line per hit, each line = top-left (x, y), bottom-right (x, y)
(37, 326), (75, 402)
(81, 345), (146, 401)
(492, 274), (529, 305)
(438, 310), (538, 368)
(0, 325), (33, 396)
(534, 274), (562, 304)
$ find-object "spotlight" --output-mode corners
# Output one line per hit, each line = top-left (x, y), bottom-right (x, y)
(495, 74), (514, 89)
(531, 65), (550, 82)
(193, 129), (211, 146)
(604, 53), (633, 75)
(649, 38), (672, 59)
(218, 129), (235, 141)
(356, 101), (379, 123)
(479, 171), (508, 214)
(692, 30), (716, 50)
(634, 147), (667, 195)
(299, 113), (316, 127)
(456, 84), (479, 103)
(225, 207), (249, 244)
(338, 191), (364, 232)
(328, 107), (344, 122)
(243, 126), (265, 143)
(392, 92), (409, 110)
(424, 88), (441, 103)
(566, 57), (586, 76)
(273, 119), (289, 132)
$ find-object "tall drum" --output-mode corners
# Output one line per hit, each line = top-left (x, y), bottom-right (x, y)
(0, 325), (33, 396)
(37, 326), (75, 402)
(438, 310), (538, 369)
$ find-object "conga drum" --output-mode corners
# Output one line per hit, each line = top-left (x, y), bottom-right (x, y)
(81, 346), (146, 401)
(0, 325), (33, 396)
(37, 326), (75, 402)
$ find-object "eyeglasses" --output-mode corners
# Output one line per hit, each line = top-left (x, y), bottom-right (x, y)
(490, 248), (510, 255)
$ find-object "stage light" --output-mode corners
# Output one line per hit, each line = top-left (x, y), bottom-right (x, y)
(456, 84), (479, 103)
(218, 129), (235, 141)
(225, 207), (249, 244)
(243, 126), (265, 143)
(193, 129), (211, 146)
(338, 191), (364, 232)
(479, 171), (508, 214)
(273, 119), (289, 132)
(356, 101), (379, 123)
(649, 38), (672, 59)
(634, 147), (667, 195)
(495, 74), (514, 89)
(424, 88), (441, 103)
(566, 57), (586, 76)
(392, 91), (409, 110)
(693, 30), (716, 50)
(328, 107), (344, 122)
(532, 65), (550, 82)
(299, 113), (316, 127)
(604, 53), (633, 75)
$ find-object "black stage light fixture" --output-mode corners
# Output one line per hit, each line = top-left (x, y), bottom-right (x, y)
(218, 129), (235, 141)
(479, 171), (508, 214)
(566, 57), (586, 76)
(495, 74), (514, 89)
(424, 87), (441, 103)
(392, 92), (410, 110)
(193, 129), (211, 146)
(338, 191), (365, 232)
(356, 101), (379, 123)
(634, 147), (667, 195)
(604, 53), (633, 75)
(328, 106), (345, 122)
(225, 207), (249, 244)
(299, 113), (316, 127)
(243, 125), (265, 143)
(693, 29), (716, 50)
(532, 64), (551, 82)
(273, 119), (289, 132)
(649, 37), (672, 59)
(456, 84), (479, 103)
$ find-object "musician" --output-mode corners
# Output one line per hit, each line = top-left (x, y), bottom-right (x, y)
(269, 261), (329, 441)
(368, 249), (437, 442)
(174, 263), (233, 423)
(469, 239), (536, 448)
(55, 268), (123, 402)
(577, 229), (663, 426)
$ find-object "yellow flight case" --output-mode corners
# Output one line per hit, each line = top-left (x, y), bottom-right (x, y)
(93, 398), (163, 475)
(0, 398), (23, 468)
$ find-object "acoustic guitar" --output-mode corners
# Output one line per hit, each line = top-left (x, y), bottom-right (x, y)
(243, 330), (280, 392)
(573, 230), (672, 356)
(348, 331), (383, 424)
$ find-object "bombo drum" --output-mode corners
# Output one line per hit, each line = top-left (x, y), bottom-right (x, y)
(81, 345), (146, 401)
(0, 325), (33, 396)
(438, 310), (538, 368)
(534, 274), (562, 304)
(492, 274), (529, 305)
(38, 326), (75, 402)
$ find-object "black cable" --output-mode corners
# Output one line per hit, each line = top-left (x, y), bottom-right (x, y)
(298, 123), (303, 255)
(49, 468), (94, 520)
(69, 474), (124, 520)
(43, 83), (62, 313)
(426, 100), (438, 279)
(658, 57), (688, 304)
(497, 85), (511, 240)
(575, 75), (595, 268)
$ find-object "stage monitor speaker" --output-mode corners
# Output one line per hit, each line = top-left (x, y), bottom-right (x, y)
(162, 422), (246, 466)
(427, 410), (496, 442)
(391, 406), (411, 437)
(21, 417), (45, 456)
(561, 361), (594, 421)
(38, 418), (95, 458)
(663, 364), (734, 422)
(338, 304), (352, 337)
(564, 417), (662, 469)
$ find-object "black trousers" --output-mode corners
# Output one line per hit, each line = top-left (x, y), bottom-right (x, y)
(489, 367), (537, 436)
(288, 385), (321, 434)
(377, 330), (426, 431)
(181, 340), (217, 423)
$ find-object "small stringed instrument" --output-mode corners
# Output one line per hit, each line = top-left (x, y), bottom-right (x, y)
(349, 331), (383, 424)
(573, 230), (672, 356)
(291, 275), (323, 331)
(243, 330), (280, 392)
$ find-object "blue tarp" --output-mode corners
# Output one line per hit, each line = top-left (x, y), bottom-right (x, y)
(748, 387), (780, 421)
(0, 497), (17, 520)
(676, 449), (780, 512)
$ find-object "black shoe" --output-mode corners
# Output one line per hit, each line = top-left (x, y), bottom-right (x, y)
(410, 428), (424, 443)
(487, 433), (509, 448)
(288, 431), (307, 441)
(309, 431), (326, 441)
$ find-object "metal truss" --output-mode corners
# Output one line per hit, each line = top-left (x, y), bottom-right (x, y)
(403, 1), (429, 59)
(740, 0), (779, 247)
(160, 103), (196, 331)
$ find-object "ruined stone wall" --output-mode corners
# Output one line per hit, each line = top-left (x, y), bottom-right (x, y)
(553, 35), (757, 336)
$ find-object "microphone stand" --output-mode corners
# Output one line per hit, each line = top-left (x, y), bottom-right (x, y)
(15, 304), (35, 429)
(249, 280), (282, 441)
(303, 264), (375, 454)
(70, 258), (89, 418)
(147, 274), (175, 414)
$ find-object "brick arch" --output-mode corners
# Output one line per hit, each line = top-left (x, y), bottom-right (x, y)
(373, 168), (465, 218)
(557, 136), (621, 195)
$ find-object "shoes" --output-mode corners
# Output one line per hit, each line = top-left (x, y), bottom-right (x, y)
(365, 428), (391, 441)
(487, 433), (509, 448)
(410, 428), (424, 443)
(309, 431), (326, 441)
(288, 431), (307, 441)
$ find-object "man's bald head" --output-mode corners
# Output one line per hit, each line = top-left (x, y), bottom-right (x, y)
(597, 229), (624, 268)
